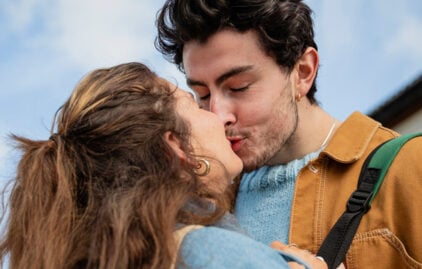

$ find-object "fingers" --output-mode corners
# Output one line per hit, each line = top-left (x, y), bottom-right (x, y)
(287, 261), (307, 269)
(270, 241), (289, 251)
(270, 241), (328, 269)
(337, 263), (346, 269)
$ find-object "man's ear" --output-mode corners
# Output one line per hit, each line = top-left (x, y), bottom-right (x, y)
(163, 131), (187, 161)
(294, 47), (319, 97)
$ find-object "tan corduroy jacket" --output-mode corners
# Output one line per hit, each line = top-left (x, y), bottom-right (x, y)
(290, 112), (422, 268)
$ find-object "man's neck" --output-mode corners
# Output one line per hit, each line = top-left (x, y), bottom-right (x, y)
(266, 105), (340, 165)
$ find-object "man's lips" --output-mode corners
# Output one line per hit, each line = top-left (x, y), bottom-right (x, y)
(228, 137), (243, 152)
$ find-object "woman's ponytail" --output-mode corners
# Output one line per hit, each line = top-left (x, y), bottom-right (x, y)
(1, 134), (77, 268)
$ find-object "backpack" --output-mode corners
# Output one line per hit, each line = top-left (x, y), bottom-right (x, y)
(317, 132), (422, 269)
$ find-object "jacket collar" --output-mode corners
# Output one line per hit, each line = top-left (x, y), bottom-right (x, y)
(322, 111), (381, 163)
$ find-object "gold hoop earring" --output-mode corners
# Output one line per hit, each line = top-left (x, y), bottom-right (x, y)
(193, 158), (211, 176)
(295, 93), (301, 102)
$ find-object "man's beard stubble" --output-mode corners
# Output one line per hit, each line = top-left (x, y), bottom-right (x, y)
(240, 99), (299, 172)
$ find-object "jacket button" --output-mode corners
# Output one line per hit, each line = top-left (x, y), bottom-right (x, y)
(309, 164), (318, 173)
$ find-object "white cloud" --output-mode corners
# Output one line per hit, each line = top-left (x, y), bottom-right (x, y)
(0, 0), (46, 32)
(41, 0), (162, 70)
(385, 16), (422, 61)
(1, 0), (170, 96)
(2, 0), (166, 71)
(0, 140), (7, 172)
(317, 1), (363, 55)
(0, 135), (15, 184)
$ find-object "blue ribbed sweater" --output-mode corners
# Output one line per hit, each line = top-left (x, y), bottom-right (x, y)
(234, 151), (320, 245)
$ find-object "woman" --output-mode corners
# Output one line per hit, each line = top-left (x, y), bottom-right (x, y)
(0, 62), (326, 269)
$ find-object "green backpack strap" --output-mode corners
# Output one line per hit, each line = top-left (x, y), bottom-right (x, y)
(317, 132), (422, 269)
(368, 133), (422, 203)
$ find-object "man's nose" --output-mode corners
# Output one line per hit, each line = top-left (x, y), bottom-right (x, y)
(209, 94), (236, 127)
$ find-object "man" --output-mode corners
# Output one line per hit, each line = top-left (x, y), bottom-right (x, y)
(156, 0), (422, 268)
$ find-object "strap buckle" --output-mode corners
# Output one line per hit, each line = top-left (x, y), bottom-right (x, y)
(346, 190), (373, 213)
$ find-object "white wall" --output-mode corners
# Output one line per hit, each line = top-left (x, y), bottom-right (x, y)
(393, 108), (422, 134)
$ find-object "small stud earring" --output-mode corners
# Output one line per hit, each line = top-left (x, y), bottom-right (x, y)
(295, 93), (301, 102)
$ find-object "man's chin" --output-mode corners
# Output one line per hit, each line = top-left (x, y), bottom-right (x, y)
(240, 151), (273, 172)
(241, 159), (266, 172)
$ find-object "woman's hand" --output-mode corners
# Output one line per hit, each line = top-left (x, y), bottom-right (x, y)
(270, 241), (328, 269)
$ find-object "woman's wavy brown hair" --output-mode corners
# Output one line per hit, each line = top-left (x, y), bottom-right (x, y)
(0, 62), (228, 269)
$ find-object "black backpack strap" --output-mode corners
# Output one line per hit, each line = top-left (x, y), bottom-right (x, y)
(317, 132), (422, 269)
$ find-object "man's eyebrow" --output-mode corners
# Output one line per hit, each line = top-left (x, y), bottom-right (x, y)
(216, 65), (253, 86)
(186, 65), (253, 87)
(186, 77), (205, 87)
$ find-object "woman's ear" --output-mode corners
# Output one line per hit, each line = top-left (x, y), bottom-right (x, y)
(294, 47), (319, 97)
(163, 131), (187, 161)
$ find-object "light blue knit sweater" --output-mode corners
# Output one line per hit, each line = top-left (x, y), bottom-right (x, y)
(234, 151), (320, 245)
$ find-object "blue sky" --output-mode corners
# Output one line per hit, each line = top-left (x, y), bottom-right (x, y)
(1, 0), (422, 185)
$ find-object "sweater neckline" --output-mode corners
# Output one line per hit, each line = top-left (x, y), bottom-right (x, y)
(239, 151), (320, 191)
